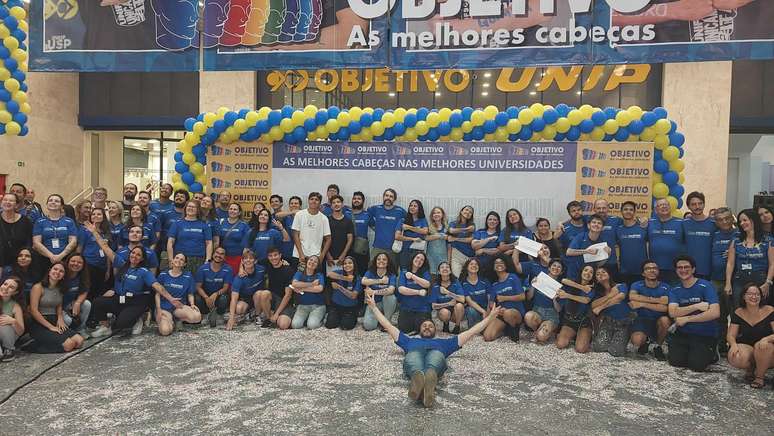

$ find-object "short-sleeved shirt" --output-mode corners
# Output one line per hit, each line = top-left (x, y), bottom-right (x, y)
(242, 227), (284, 261)
(500, 227), (533, 261)
(120, 221), (157, 248)
(431, 280), (462, 305)
(448, 220), (475, 257)
(395, 332), (460, 358)
(231, 266), (266, 298)
(157, 271), (195, 312)
(215, 207), (230, 221)
(473, 229), (500, 265)
(33, 216), (78, 255)
(194, 263), (234, 295)
(520, 261), (552, 308)
(397, 269), (432, 312)
(78, 227), (109, 268)
(711, 229), (738, 281)
(489, 273), (525, 314)
(291, 209), (331, 258)
(567, 231), (605, 279)
(462, 277), (490, 308)
(648, 217), (685, 271)
(683, 218), (716, 277)
(206, 219), (221, 243)
(367, 204), (406, 250)
(615, 223), (648, 275)
(732, 238), (771, 274)
(560, 285), (595, 317)
(363, 270), (396, 303)
(331, 274), (362, 307)
(668, 278), (719, 337)
(114, 246), (159, 270)
(558, 221), (586, 259)
(267, 263), (296, 299)
(584, 215), (621, 266)
(161, 208), (183, 235)
(219, 219), (251, 257)
(630, 280), (670, 320)
(328, 214), (355, 259)
(169, 219), (212, 257)
(352, 210), (371, 239)
(398, 217), (428, 253)
(150, 200), (175, 234)
(598, 283), (630, 320)
(108, 221), (124, 250)
(63, 275), (84, 307)
(293, 271), (326, 305)
(114, 266), (157, 296)
(281, 214), (297, 259)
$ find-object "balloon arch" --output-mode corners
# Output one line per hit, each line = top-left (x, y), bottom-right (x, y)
(173, 103), (687, 212)
(0, 0), (29, 137)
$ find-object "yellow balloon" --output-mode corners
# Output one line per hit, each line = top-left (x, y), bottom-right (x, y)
(426, 112), (440, 128)
(653, 183), (669, 198)
(579, 104), (594, 118)
(0, 25), (8, 39)
(530, 132), (542, 142)
(506, 119), (522, 134)
(439, 108), (452, 121)
(415, 121), (430, 136)
(567, 110), (583, 126)
(382, 112), (396, 128)
(678, 172), (685, 184)
(257, 107), (271, 119)
(669, 159), (685, 172)
(245, 111), (259, 125)
(471, 110), (485, 126)
(0, 68), (9, 81)
(173, 182), (187, 192)
(280, 118), (294, 133)
(304, 105), (318, 118)
(461, 121), (473, 133)
(20, 103), (30, 114)
(404, 128), (417, 141)
(193, 122), (207, 136)
(4, 121), (20, 135)
(171, 173), (182, 183)
(555, 117), (571, 133)
(178, 139), (192, 153)
(541, 126), (556, 140)
(259, 134), (270, 143)
(3, 37), (18, 52)
(518, 109), (535, 125)
(450, 128), (463, 141)
(627, 134), (639, 141)
(370, 121), (385, 136)
(615, 111), (632, 127)
(603, 119), (619, 135)
(234, 119), (248, 134)
(654, 119), (671, 135)
(315, 125), (327, 137)
(18, 20), (28, 33)
(580, 133), (591, 141)
(484, 133), (495, 142)
(667, 196), (679, 211)
(627, 106), (643, 119)
(10, 6), (26, 20)
(19, 62), (27, 73)
(182, 153), (196, 165)
(203, 112), (217, 127)
(529, 103), (545, 117)
(184, 132), (200, 145)
(0, 110), (11, 124)
(484, 105), (499, 120)
(494, 127), (508, 141)
(591, 127), (605, 141)
(269, 126), (284, 141)
(325, 119), (340, 133)
(337, 111), (351, 127)
(11, 48), (26, 62)
(652, 173), (663, 184)
(349, 106), (363, 121)
(393, 108), (407, 122)
(216, 107), (229, 117)
(640, 127), (657, 141)
(292, 111), (306, 127)
(195, 174), (206, 185)
(663, 146), (680, 162)
(360, 128), (373, 141)
(363, 107), (375, 115)
(654, 135), (669, 150)
(4, 78), (19, 93)
(189, 163), (204, 176)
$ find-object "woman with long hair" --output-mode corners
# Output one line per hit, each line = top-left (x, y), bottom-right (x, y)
(167, 200), (213, 275)
(290, 255), (327, 330)
(590, 265), (632, 357)
(2, 247), (37, 301)
(32, 194), (78, 276)
(471, 211), (501, 280)
(156, 253), (202, 336)
(431, 261), (465, 334)
(106, 200), (124, 250)
(219, 202), (250, 272)
(532, 217), (562, 260)
(498, 208), (533, 262)
(394, 199), (429, 271)
(447, 205), (475, 278)
(555, 265), (596, 353)
(425, 206), (448, 279)
(725, 209), (774, 307)
(460, 257), (491, 328)
(0, 192), (32, 268)
(758, 206), (773, 237)
(74, 199), (92, 227)
(483, 256), (525, 342)
(122, 204), (156, 250)
(325, 256), (361, 330)
(362, 252), (398, 331)
(78, 208), (111, 300)
(199, 195), (221, 249)
(516, 245), (563, 344)
(62, 253), (91, 338)
(0, 276), (24, 361)
(396, 252), (433, 334)
(242, 208), (288, 265)
(27, 262), (85, 353)
(727, 283), (774, 389)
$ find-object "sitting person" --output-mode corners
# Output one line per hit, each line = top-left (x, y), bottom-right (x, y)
(362, 253), (398, 331)
(290, 255), (327, 330)
(226, 250), (266, 330)
(264, 248), (296, 330)
(629, 260), (671, 360)
(365, 291), (503, 408)
(555, 265), (596, 353)
(27, 263), (85, 353)
(325, 256), (362, 330)
(727, 283), (774, 388)
(396, 252), (433, 334)
(194, 247), (233, 328)
(516, 247), (563, 344)
(483, 256), (525, 342)
(0, 276), (25, 361)
(62, 254), (92, 339)
(430, 261), (465, 334)
(460, 258), (491, 328)
(591, 265), (632, 357)
(156, 254), (202, 336)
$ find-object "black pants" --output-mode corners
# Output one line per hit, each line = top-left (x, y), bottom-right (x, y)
(325, 304), (358, 330)
(398, 309), (431, 334)
(85, 264), (109, 300)
(92, 294), (152, 332)
(667, 331), (716, 372)
(195, 293), (229, 315)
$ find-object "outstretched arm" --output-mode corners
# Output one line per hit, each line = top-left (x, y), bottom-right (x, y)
(457, 306), (503, 346)
(365, 293), (399, 341)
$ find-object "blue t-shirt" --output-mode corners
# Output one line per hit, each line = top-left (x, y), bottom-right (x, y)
(281, 214), (296, 259)
(630, 280), (670, 320)
(462, 277), (490, 308)
(615, 223), (648, 275)
(206, 219), (221, 243)
(149, 200), (175, 235)
(567, 231), (605, 280)
(120, 221), (157, 248)
(398, 217), (428, 253)
(473, 229), (500, 265)
(647, 217), (685, 271)
(584, 215), (621, 266)
(363, 270), (396, 303)
(668, 278), (719, 337)
(711, 229), (738, 281)
(114, 246), (159, 270)
(78, 227), (109, 268)
(168, 219), (212, 257)
(63, 275), (83, 307)
(157, 271), (194, 312)
(219, 219), (251, 257)
(242, 227), (283, 261)
(33, 216), (78, 255)
(559, 221), (586, 259)
(2, 266), (35, 296)
(431, 280), (462, 305)
(598, 283), (630, 320)
(231, 266), (266, 297)
(560, 285), (595, 316)
(397, 269), (432, 312)
(489, 273), (525, 314)
(215, 207), (230, 221)
(161, 208), (183, 235)
(683, 218), (716, 277)
(395, 331), (460, 357)
(732, 237), (771, 274)
(449, 220), (475, 257)
(146, 212), (162, 236)
(195, 263), (234, 295)
(293, 271), (325, 305)
(331, 274), (362, 307)
(108, 221), (124, 250)
(520, 261), (552, 308)
(19, 206), (41, 223)
(322, 204), (352, 218)
(367, 204), (406, 250)
(500, 227), (533, 261)
(114, 266), (157, 296)
(352, 210), (371, 239)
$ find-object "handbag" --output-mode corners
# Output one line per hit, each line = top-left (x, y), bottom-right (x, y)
(409, 239), (427, 251)
(353, 237), (369, 255)
(391, 239), (403, 253)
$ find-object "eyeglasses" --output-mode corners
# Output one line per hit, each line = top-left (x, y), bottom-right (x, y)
(675, 265), (693, 270)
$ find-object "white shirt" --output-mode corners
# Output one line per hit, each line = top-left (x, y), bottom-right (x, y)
(291, 208), (331, 258)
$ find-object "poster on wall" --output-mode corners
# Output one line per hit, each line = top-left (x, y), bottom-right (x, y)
(31, 0), (199, 71)
(208, 142), (273, 217)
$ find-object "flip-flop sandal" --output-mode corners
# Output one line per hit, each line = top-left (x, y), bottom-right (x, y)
(750, 377), (765, 389)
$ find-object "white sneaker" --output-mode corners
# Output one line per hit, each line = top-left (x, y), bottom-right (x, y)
(91, 325), (112, 338)
(132, 317), (143, 335)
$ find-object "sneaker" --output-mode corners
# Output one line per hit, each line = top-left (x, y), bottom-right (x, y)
(254, 315), (264, 326)
(408, 371), (425, 401)
(77, 329), (91, 340)
(423, 369), (438, 408)
(653, 345), (666, 361)
(261, 318), (272, 328)
(91, 325), (113, 338)
(1, 349), (15, 362)
(208, 312), (217, 328)
(508, 324), (520, 343)
(442, 322), (450, 333)
(637, 340), (650, 355)
(452, 325), (460, 334)
(132, 317), (144, 335)
(245, 310), (256, 323)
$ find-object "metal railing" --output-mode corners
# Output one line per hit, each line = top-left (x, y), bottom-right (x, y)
(68, 186), (94, 205)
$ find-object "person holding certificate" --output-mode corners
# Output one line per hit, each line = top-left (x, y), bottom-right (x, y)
(515, 245), (565, 344)
(556, 265), (596, 353)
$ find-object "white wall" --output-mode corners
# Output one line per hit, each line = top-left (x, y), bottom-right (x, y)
(728, 134), (774, 212)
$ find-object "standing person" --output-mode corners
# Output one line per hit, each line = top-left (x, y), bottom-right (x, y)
(447, 205), (475, 278)
(367, 188), (406, 266)
(247, 202), (268, 229)
(78, 208), (111, 300)
(149, 184), (173, 259)
(219, 202), (250, 273)
(167, 200), (213, 275)
(556, 201), (587, 265)
(291, 192), (331, 272)
(264, 248), (296, 330)
(159, 190), (189, 260)
(32, 194), (79, 276)
(27, 263), (85, 353)
(242, 209), (288, 264)
(325, 256), (361, 330)
(62, 254), (92, 338)
(0, 192), (32, 268)
(194, 247), (233, 328)
(460, 258), (491, 327)
(121, 183), (138, 217)
(290, 255), (327, 330)
(350, 191), (371, 275)
(325, 195), (355, 270)
(629, 260), (671, 360)
(156, 254), (202, 336)
(10, 183), (40, 223)
(90, 187), (108, 211)
(24, 188), (44, 218)
(590, 266), (632, 357)
(648, 198), (685, 285)
(121, 205), (157, 250)
(555, 265), (596, 353)
(471, 211), (501, 280)
(589, 199), (622, 278)
(321, 184), (352, 217)
(532, 218), (561, 260)
(106, 201), (124, 251)
(276, 195), (302, 268)
(74, 200), (92, 227)
(668, 255), (721, 372)
(683, 192), (716, 279)
(0, 276), (24, 361)
(615, 201), (648, 286)
(394, 199), (429, 271)
(517, 246), (563, 344)
(483, 256), (525, 342)
(269, 194), (284, 216)
(365, 292), (503, 408)
(725, 209), (774, 307)
(711, 207), (738, 353)
(135, 191), (161, 246)
(758, 205), (773, 237)
(430, 261), (465, 334)
(199, 196), (221, 249)
(726, 283), (774, 389)
(425, 207), (448, 279)
(396, 252), (433, 334)
(565, 214), (612, 281)
(362, 252), (398, 331)
(498, 208), (533, 263)
(226, 250), (267, 330)
(215, 191), (232, 221)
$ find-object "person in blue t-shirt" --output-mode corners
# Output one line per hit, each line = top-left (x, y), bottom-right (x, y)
(616, 201), (648, 286)
(365, 291), (504, 408)
(86, 223), (160, 279)
(275, 196), (303, 269)
(218, 203), (251, 273)
(194, 247), (233, 328)
(588, 199), (623, 274)
(325, 256), (361, 330)
(517, 246), (563, 344)
(668, 255), (720, 372)
(724, 209), (774, 308)
(214, 191), (231, 221)
(62, 254), (91, 338)
(556, 264), (596, 354)
(226, 250), (267, 331)
(394, 199), (429, 271)
(156, 254), (202, 336)
(430, 261), (465, 334)
(397, 252), (433, 334)
(683, 192), (716, 279)
(366, 188), (406, 266)
(628, 260), (671, 360)
(136, 191), (162, 247)
(710, 207), (737, 352)
(482, 256), (525, 343)
(447, 206), (476, 278)
(590, 266), (632, 357)
(648, 198), (685, 285)
(32, 194), (79, 274)
(350, 192), (371, 275)
(121, 204), (158, 250)
(199, 196), (222, 249)
(471, 211), (502, 281)
(241, 209), (289, 264)
(290, 254), (327, 330)
(498, 208), (533, 263)
(107, 201), (125, 251)
(160, 190), (189, 255)
(167, 200), (213, 275)
(362, 252), (398, 331)
(565, 214), (612, 280)
(556, 201), (586, 265)
(460, 258), (491, 327)
(78, 208), (111, 299)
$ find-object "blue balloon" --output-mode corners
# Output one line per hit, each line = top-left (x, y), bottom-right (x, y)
(641, 112), (657, 126)
(654, 160), (669, 174)
(669, 132), (685, 147)
(403, 113), (417, 128)
(11, 70), (24, 83)
(197, 155), (206, 165)
(663, 171), (679, 186)
(438, 121), (452, 136)
(591, 111), (607, 126)
(508, 134), (519, 141)
(268, 110), (282, 126)
(416, 135), (427, 142)
(281, 105), (294, 118)
(628, 120), (644, 134)
(614, 128), (629, 142)
(679, 148), (685, 158)
(12, 112), (26, 124)
(224, 111), (239, 125)
(461, 107), (474, 121)
(0, 8), (7, 19)
(566, 126), (581, 141)
(238, 109), (250, 118)
(348, 121), (362, 134)
(303, 118), (317, 132)
(0, 124), (5, 135)
(193, 145), (206, 157)
(554, 133), (566, 141)
(653, 107), (668, 119)
(604, 107), (618, 119)
(190, 182), (203, 193)
(383, 129), (395, 141)
(449, 112), (463, 128)
(542, 109), (559, 124)
(0, 47), (12, 61)
(463, 133), (473, 141)
(245, 127), (258, 140)
(5, 100), (18, 113)
(495, 112), (509, 126)
(182, 172), (195, 185)
(471, 126), (484, 140)
(506, 106), (519, 118)
(603, 134), (614, 141)
(283, 133), (296, 144)
(0, 89), (10, 102)
(3, 16), (18, 31)
(579, 119), (595, 133)
(518, 126), (533, 141)
(19, 125), (27, 136)
(555, 104), (570, 117)
(360, 112), (373, 127)
(293, 126), (308, 141)
(670, 184), (685, 198)
(373, 108), (384, 121)
(200, 133), (213, 146)
(4, 58), (17, 72)
(256, 120), (270, 134)
(393, 122), (406, 136)
(416, 107), (429, 121)
(19, 83), (26, 93)
(483, 120), (497, 134)
(328, 106), (341, 119)
(669, 120), (677, 134)
(654, 150), (663, 161)
(531, 117), (546, 132)
(315, 109), (329, 125)
(336, 127), (349, 141)
(213, 119), (227, 134)
(677, 197), (684, 209)
(174, 152), (183, 163)
(239, 132), (251, 142)
(196, 113), (205, 122)
(427, 129), (440, 141)
(184, 118), (196, 131)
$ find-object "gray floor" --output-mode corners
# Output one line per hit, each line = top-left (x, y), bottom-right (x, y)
(1, 325), (772, 435)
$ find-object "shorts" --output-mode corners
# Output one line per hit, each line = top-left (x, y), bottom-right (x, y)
(533, 305), (560, 325)
(271, 294), (295, 318)
(631, 317), (659, 341)
(561, 311), (591, 332)
(239, 294), (256, 309)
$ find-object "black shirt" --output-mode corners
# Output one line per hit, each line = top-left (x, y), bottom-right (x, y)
(267, 263), (295, 299)
(328, 214), (354, 260)
(730, 309), (774, 346)
(654, 0), (774, 43)
(0, 215), (32, 267)
(81, 0), (158, 50)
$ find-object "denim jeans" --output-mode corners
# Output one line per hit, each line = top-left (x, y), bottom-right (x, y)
(64, 300), (92, 331)
(465, 306), (483, 327)
(403, 349), (448, 378)
(363, 294), (398, 331)
(292, 304), (327, 329)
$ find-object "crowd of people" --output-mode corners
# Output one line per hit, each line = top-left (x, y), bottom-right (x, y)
(0, 180), (773, 405)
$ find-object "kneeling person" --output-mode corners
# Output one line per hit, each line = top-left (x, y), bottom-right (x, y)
(291, 255), (327, 329)
(326, 256), (362, 330)
(629, 260), (671, 360)
(263, 248), (296, 329)
(483, 257), (525, 342)
(226, 250), (266, 330)
(156, 254), (201, 336)
(194, 247), (233, 328)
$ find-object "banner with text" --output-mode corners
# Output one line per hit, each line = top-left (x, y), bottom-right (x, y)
(209, 142), (273, 217)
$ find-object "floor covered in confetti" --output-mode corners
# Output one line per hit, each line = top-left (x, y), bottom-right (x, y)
(1, 325), (772, 435)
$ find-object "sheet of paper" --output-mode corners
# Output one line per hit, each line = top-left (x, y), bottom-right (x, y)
(533, 272), (562, 300)
(583, 242), (610, 263)
(515, 236), (542, 257)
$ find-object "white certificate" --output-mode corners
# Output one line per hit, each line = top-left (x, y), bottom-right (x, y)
(583, 242), (610, 263)
(515, 236), (542, 257)
(533, 272), (562, 300)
